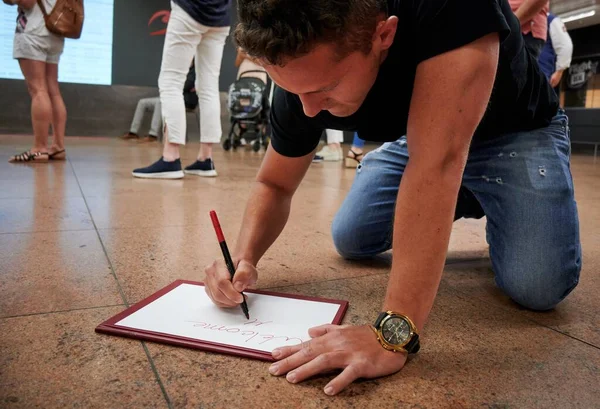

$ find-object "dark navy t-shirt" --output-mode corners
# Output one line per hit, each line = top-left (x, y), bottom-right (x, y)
(270, 0), (559, 158)
(173, 0), (231, 27)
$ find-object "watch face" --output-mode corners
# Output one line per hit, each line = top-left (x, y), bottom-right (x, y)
(381, 316), (411, 345)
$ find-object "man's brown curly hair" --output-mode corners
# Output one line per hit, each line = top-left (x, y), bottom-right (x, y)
(234, 0), (389, 66)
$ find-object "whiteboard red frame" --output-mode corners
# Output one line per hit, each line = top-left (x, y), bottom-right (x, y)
(95, 280), (349, 362)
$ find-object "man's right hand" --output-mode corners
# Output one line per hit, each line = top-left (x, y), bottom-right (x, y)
(204, 259), (258, 307)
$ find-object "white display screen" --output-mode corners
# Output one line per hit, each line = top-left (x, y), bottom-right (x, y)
(0, 0), (114, 85)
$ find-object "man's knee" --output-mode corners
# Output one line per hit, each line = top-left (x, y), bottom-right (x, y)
(331, 213), (358, 259)
(331, 212), (390, 260)
(496, 255), (581, 311)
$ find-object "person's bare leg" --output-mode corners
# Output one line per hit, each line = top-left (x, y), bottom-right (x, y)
(18, 59), (51, 153)
(350, 145), (363, 155)
(162, 126), (181, 161)
(45, 62), (66, 154)
(197, 142), (213, 161)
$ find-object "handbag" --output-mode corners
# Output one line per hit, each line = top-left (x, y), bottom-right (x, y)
(37, 0), (84, 39)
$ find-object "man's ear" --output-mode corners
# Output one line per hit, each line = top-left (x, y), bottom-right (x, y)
(374, 16), (398, 51)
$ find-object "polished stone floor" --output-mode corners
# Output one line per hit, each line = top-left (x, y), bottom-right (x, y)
(0, 135), (599, 408)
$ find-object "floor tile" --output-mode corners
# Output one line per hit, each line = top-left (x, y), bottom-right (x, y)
(0, 173), (82, 199)
(440, 187), (600, 349)
(0, 307), (168, 409)
(98, 223), (390, 305)
(0, 196), (93, 234)
(0, 149), (82, 198)
(0, 230), (123, 317)
(86, 187), (250, 230)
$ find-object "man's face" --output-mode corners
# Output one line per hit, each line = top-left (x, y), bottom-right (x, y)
(263, 17), (398, 118)
(265, 45), (380, 117)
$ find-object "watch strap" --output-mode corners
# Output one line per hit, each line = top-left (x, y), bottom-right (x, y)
(374, 312), (387, 328)
(404, 333), (420, 354)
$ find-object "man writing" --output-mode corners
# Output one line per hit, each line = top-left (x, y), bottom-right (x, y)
(204, 0), (581, 396)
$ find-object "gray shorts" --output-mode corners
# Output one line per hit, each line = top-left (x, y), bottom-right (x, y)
(13, 33), (65, 64)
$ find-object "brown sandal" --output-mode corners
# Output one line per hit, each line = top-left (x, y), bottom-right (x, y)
(48, 149), (66, 160)
(344, 149), (364, 168)
(9, 151), (49, 163)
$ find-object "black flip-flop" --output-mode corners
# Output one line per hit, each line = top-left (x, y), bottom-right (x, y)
(9, 151), (49, 163)
(344, 149), (364, 168)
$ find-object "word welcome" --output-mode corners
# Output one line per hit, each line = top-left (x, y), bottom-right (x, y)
(186, 318), (304, 346)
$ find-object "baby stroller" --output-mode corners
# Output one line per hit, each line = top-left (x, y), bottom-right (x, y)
(223, 70), (271, 152)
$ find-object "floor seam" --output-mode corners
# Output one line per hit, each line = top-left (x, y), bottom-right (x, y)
(140, 342), (173, 409)
(254, 256), (484, 291)
(68, 158), (130, 307)
(0, 228), (97, 235)
(257, 270), (390, 291)
(0, 303), (127, 320)
(450, 288), (600, 351)
(69, 158), (174, 409)
(94, 223), (202, 233)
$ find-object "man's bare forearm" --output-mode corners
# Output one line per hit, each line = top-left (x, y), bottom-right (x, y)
(234, 181), (293, 266)
(383, 160), (464, 331)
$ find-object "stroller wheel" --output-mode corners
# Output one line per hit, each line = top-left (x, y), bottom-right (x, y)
(222, 139), (232, 151)
(252, 140), (261, 152)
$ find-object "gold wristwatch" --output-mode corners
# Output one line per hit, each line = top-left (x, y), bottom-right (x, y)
(371, 311), (420, 354)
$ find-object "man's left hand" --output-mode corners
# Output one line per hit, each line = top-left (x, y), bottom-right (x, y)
(268, 324), (408, 395)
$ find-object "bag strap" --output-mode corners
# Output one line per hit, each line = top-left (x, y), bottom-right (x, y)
(37, 0), (49, 18)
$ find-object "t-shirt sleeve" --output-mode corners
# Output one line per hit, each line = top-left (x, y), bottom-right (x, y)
(269, 86), (324, 157)
(549, 17), (573, 71)
(412, 0), (511, 64)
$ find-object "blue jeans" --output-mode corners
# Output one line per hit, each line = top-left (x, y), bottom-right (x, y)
(332, 112), (582, 311)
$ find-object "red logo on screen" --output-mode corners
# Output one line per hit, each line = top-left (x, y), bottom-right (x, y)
(148, 10), (170, 36)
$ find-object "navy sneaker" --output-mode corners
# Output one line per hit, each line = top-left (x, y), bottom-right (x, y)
(132, 157), (184, 179)
(184, 158), (218, 177)
(312, 155), (324, 163)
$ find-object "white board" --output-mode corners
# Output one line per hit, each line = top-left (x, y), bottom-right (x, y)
(99, 282), (348, 359)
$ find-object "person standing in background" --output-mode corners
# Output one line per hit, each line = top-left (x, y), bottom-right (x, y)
(538, 13), (573, 96)
(509, 0), (549, 59)
(312, 129), (344, 162)
(7, 0), (67, 163)
(133, 0), (231, 179)
(344, 133), (366, 168)
(121, 62), (199, 143)
(235, 47), (268, 84)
